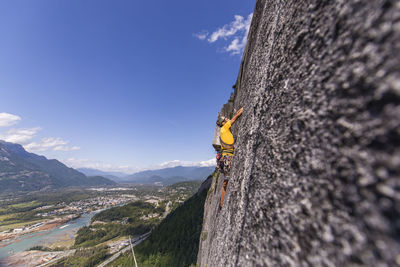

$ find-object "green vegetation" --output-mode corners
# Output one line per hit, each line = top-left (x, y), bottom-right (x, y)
(49, 180), (204, 266)
(54, 245), (109, 267)
(0, 200), (43, 231)
(0, 188), (98, 210)
(201, 231), (208, 242)
(0, 181), (202, 232)
(74, 222), (152, 248)
(28, 245), (66, 252)
(0, 180), (207, 267)
(74, 201), (163, 248)
(163, 181), (202, 211)
(91, 201), (164, 223)
(110, 184), (208, 267)
(0, 189), (99, 231)
(72, 181), (203, 249)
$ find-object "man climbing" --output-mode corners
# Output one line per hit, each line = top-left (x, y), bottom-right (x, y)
(216, 107), (243, 208)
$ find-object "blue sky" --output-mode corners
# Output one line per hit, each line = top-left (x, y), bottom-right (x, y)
(0, 0), (256, 173)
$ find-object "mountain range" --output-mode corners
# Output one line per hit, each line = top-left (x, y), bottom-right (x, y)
(76, 168), (128, 180)
(0, 141), (115, 193)
(78, 166), (215, 185)
(0, 140), (215, 192)
(122, 166), (214, 185)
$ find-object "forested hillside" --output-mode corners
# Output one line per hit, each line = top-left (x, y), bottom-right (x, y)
(110, 174), (212, 267)
(0, 141), (115, 193)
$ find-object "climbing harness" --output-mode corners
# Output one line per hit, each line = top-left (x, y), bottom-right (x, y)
(221, 148), (234, 156)
(219, 137), (234, 149)
(220, 137), (234, 156)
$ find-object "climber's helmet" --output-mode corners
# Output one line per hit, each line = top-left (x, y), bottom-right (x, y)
(216, 116), (228, 127)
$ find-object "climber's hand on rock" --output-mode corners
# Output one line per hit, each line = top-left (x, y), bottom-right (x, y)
(231, 107), (243, 124)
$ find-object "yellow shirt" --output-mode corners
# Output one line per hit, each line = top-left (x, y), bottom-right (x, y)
(220, 121), (234, 155)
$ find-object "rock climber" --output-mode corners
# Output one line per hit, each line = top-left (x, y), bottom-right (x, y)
(216, 107), (243, 208)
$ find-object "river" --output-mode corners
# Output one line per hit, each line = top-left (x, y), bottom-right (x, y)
(0, 212), (95, 260)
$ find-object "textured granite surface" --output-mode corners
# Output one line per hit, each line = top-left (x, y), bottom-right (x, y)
(198, 0), (400, 266)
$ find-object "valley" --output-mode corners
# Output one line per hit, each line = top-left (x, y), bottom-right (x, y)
(0, 181), (202, 266)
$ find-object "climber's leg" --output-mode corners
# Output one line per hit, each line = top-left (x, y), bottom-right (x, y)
(218, 155), (225, 174)
(222, 155), (233, 175)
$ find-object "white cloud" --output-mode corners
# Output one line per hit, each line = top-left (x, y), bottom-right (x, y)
(25, 137), (81, 152)
(196, 13), (253, 55)
(158, 158), (216, 168)
(226, 38), (241, 54)
(63, 158), (138, 174)
(197, 158), (216, 167)
(54, 145), (80, 151)
(193, 31), (209, 40)
(0, 113), (21, 127)
(0, 127), (41, 144)
(0, 114), (81, 153)
(225, 28), (249, 55)
(0, 128), (81, 153)
(208, 15), (247, 43)
(159, 159), (181, 168)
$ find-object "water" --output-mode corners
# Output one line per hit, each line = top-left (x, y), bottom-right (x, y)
(0, 212), (95, 260)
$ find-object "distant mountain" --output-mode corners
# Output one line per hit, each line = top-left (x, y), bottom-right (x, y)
(76, 168), (127, 179)
(77, 168), (127, 181)
(86, 176), (117, 186)
(123, 166), (215, 185)
(0, 140), (116, 193)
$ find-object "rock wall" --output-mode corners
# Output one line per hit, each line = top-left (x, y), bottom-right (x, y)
(198, 0), (400, 266)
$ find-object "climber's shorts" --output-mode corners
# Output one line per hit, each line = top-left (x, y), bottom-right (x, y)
(218, 155), (232, 176)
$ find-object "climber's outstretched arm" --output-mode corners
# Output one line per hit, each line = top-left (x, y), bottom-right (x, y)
(230, 107), (243, 125)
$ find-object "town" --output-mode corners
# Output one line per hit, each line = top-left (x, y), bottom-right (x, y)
(35, 194), (138, 217)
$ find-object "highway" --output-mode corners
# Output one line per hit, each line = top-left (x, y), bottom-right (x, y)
(97, 231), (151, 267)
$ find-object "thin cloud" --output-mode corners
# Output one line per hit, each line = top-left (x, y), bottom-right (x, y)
(0, 114), (81, 153)
(62, 158), (216, 175)
(54, 145), (80, 151)
(63, 158), (138, 174)
(208, 15), (248, 43)
(0, 127), (41, 144)
(158, 158), (216, 168)
(196, 13), (253, 55)
(193, 31), (209, 40)
(226, 38), (241, 54)
(0, 113), (21, 127)
(25, 137), (81, 152)
(225, 30), (249, 55)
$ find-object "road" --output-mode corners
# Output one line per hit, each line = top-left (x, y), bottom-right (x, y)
(163, 201), (171, 218)
(97, 232), (151, 267)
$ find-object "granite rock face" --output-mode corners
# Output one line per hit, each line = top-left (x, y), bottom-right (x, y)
(198, 0), (400, 266)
